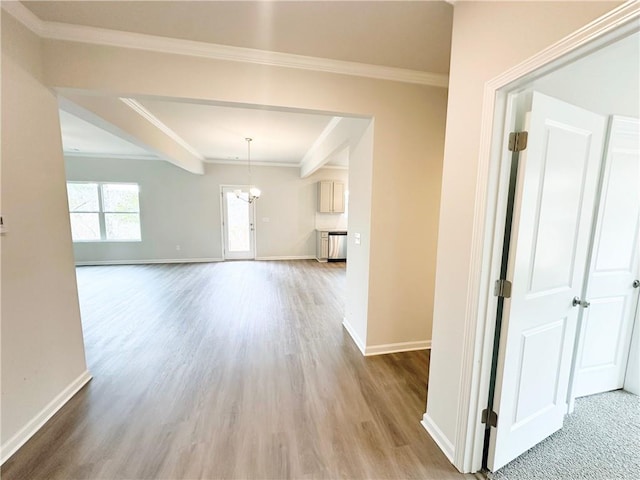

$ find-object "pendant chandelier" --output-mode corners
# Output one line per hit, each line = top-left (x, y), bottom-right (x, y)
(235, 137), (261, 204)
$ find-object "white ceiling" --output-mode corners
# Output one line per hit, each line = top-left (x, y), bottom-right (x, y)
(58, 99), (360, 168)
(138, 99), (337, 165)
(59, 110), (157, 159)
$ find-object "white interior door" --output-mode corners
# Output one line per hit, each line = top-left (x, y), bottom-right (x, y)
(222, 186), (256, 260)
(488, 92), (606, 471)
(573, 116), (640, 398)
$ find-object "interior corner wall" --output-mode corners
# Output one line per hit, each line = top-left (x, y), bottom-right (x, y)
(425, 0), (624, 465)
(65, 156), (348, 263)
(1, 13), (88, 461)
(344, 122), (374, 348)
(42, 38), (449, 352)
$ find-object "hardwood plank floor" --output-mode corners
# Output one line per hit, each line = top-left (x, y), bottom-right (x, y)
(2, 260), (467, 480)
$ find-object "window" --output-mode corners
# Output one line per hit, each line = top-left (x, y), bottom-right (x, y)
(67, 182), (141, 242)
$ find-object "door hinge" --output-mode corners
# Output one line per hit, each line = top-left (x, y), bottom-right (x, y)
(494, 279), (512, 298)
(508, 131), (528, 152)
(481, 408), (498, 428)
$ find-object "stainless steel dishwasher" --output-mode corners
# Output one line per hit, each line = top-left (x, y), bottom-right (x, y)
(328, 231), (347, 261)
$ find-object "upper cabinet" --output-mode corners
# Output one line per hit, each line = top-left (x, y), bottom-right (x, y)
(318, 181), (345, 213)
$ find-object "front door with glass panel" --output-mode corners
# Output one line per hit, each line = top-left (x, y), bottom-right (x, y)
(221, 186), (256, 260)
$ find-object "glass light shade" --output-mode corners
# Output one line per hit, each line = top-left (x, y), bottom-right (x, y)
(249, 187), (261, 198)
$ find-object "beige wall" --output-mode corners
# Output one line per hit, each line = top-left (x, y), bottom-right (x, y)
(43, 38), (449, 350)
(425, 0), (623, 463)
(344, 122), (375, 347)
(1, 14), (88, 457)
(66, 156), (348, 263)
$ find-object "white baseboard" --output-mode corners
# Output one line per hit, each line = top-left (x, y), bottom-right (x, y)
(342, 318), (366, 355)
(75, 258), (224, 266)
(341, 319), (431, 357)
(254, 255), (316, 261)
(76, 256), (320, 266)
(1, 370), (92, 465)
(364, 340), (431, 356)
(421, 412), (455, 464)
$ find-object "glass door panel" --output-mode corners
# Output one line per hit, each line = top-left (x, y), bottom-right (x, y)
(222, 187), (255, 259)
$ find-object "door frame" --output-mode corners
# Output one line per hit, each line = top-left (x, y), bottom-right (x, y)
(452, 3), (640, 473)
(220, 184), (257, 260)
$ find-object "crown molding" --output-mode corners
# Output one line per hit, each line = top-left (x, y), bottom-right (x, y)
(318, 164), (349, 170)
(204, 158), (300, 168)
(2, 1), (448, 88)
(204, 158), (348, 170)
(64, 152), (160, 161)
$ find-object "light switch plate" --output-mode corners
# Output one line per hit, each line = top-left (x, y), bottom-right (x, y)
(354, 233), (361, 245)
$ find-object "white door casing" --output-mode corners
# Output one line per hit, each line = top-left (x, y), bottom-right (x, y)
(573, 116), (640, 398)
(221, 186), (256, 260)
(488, 92), (606, 471)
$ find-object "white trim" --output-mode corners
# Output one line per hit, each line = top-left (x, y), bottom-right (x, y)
(342, 318), (366, 355)
(454, 1), (640, 474)
(342, 318), (431, 357)
(1, 370), (92, 465)
(0, 1), (46, 36)
(1, 2), (448, 88)
(206, 160), (347, 171)
(204, 158), (299, 168)
(364, 340), (431, 356)
(64, 152), (160, 161)
(75, 258), (224, 266)
(255, 255), (316, 261)
(421, 413), (455, 464)
(319, 165), (349, 170)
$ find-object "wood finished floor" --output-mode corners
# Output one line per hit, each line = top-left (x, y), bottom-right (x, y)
(2, 260), (467, 480)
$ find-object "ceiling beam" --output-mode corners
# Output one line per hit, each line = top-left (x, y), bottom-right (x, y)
(300, 117), (371, 178)
(58, 93), (204, 174)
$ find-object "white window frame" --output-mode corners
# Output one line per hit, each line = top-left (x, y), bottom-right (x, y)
(67, 181), (142, 242)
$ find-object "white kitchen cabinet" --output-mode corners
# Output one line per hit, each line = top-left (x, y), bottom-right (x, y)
(317, 181), (345, 213)
(316, 231), (329, 262)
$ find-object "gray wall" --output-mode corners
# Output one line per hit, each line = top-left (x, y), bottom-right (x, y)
(65, 156), (348, 263)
